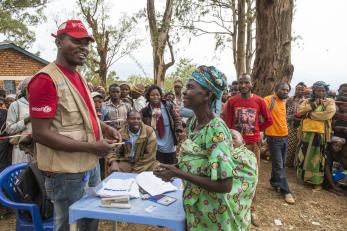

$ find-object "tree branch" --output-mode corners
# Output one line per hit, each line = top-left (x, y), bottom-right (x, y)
(164, 35), (175, 70)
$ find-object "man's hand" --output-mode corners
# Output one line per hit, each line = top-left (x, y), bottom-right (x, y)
(118, 162), (132, 172)
(109, 161), (120, 173)
(91, 139), (117, 157)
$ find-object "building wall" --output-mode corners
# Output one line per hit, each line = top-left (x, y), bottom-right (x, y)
(0, 48), (47, 92)
(0, 48), (46, 76)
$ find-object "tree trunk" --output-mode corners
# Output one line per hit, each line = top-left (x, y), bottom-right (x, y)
(97, 49), (108, 88)
(245, 0), (254, 74)
(147, 0), (175, 88)
(251, 0), (294, 96)
(231, 0), (238, 78)
(236, 0), (246, 77)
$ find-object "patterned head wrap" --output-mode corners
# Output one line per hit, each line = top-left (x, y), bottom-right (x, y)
(311, 81), (329, 99)
(312, 81), (329, 91)
(190, 65), (227, 115)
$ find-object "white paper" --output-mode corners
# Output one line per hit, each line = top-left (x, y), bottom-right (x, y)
(136, 172), (177, 196)
(96, 178), (140, 198)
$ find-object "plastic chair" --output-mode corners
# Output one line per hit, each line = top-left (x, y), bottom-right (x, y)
(0, 163), (53, 231)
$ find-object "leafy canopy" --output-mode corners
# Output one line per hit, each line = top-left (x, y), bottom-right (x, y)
(0, 0), (47, 48)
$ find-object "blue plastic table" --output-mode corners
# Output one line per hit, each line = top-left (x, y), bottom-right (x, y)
(69, 172), (186, 231)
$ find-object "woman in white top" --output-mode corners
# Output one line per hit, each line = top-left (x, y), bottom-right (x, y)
(5, 78), (32, 164)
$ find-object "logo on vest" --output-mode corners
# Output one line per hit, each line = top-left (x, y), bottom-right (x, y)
(32, 106), (52, 113)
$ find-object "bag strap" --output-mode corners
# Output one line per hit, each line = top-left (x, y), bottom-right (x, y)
(269, 96), (276, 112)
(28, 162), (47, 198)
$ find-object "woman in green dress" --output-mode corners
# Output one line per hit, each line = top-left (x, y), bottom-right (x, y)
(296, 81), (336, 188)
(154, 66), (258, 230)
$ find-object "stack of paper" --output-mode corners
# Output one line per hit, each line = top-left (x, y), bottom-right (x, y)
(136, 172), (177, 196)
(96, 178), (140, 198)
(100, 195), (131, 209)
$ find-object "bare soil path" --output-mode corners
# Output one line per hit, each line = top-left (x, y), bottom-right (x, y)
(1, 160), (346, 230)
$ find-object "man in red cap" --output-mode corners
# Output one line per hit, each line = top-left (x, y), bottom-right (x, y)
(28, 20), (121, 231)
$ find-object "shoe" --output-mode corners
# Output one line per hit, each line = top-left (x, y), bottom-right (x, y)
(313, 185), (322, 191)
(251, 211), (260, 227)
(284, 193), (295, 204)
(275, 187), (281, 193)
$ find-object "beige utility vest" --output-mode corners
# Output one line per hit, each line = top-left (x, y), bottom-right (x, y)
(33, 63), (102, 173)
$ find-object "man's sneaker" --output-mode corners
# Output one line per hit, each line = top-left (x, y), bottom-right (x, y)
(251, 211), (260, 227)
(284, 193), (295, 204)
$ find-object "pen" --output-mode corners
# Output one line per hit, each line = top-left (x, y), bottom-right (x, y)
(103, 188), (127, 192)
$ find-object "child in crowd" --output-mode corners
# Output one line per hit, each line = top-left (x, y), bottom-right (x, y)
(91, 91), (107, 178)
(323, 136), (347, 194)
(91, 92), (107, 121)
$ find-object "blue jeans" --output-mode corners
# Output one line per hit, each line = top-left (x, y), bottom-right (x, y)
(44, 162), (101, 231)
(267, 136), (291, 194)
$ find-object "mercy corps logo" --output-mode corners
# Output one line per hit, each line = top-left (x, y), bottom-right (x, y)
(31, 106), (52, 113)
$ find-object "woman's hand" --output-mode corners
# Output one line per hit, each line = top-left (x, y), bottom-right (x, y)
(152, 108), (162, 120)
(153, 163), (179, 182)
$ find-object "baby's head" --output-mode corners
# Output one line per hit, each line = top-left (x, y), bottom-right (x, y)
(230, 129), (244, 148)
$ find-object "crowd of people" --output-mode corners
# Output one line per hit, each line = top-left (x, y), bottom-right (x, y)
(0, 19), (346, 231)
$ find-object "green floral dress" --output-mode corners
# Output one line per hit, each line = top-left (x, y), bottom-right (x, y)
(178, 117), (258, 231)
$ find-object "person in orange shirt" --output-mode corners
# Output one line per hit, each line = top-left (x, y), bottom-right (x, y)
(264, 82), (295, 204)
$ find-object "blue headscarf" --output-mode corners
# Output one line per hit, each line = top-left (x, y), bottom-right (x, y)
(190, 65), (228, 115)
(312, 81), (329, 91)
(311, 81), (330, 99)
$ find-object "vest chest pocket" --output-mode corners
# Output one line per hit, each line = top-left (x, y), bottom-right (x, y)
(59, 100), (84, 127)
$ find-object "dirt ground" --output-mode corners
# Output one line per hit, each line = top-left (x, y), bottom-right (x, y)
(1, 160), (347, 231)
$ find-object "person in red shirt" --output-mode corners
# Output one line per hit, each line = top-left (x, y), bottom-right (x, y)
(224, 73), (273, 227)
(28, 20), (121, 231)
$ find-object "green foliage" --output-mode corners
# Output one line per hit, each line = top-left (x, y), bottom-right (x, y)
(165, 57), (196, 91)
(126, 75), (153, 87)
(124, 57), (196, 93)
(0, 0), (47, 48)
(106, 71), (119, 87)
(83, 69), (119, 89)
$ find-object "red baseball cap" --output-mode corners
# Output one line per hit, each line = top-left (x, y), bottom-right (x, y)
(51, 20), (95, 42)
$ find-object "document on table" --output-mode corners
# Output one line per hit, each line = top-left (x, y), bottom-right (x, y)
(96, 178), (140, 198)
(136, 172), (177, 196)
